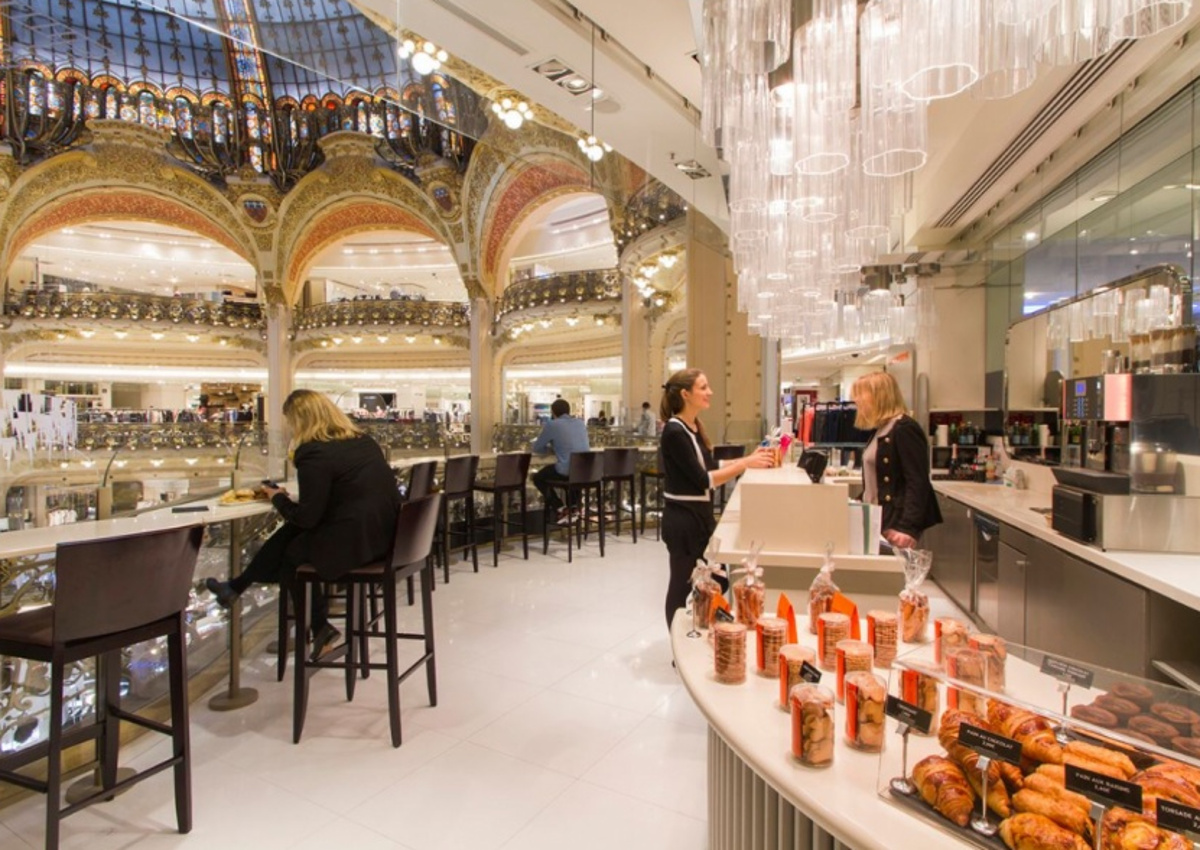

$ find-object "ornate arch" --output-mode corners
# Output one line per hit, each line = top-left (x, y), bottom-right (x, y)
(276, 132), (461, 304)
(0, 126), (259, 279)
(477, 155), (592, 294)
(284, 200), (440, 299)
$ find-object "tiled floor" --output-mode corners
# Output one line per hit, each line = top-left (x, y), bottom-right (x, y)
(0, 526), (711, 849)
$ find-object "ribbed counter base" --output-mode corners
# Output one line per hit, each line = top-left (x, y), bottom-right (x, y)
(708, 728), (851, 850)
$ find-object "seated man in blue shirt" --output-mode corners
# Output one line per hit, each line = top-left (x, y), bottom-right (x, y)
(531, 398), (590, 523)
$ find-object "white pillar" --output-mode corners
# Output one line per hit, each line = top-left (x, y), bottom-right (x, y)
(265, 302), (292, 479)
(469, 297), (497, 455)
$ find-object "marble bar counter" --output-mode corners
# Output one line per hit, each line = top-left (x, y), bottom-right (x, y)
(932, 480), (1200, 616)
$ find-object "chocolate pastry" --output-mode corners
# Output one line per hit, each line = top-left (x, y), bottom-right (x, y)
(1151, 702), (1200, 737)
(1171, 736), (1200, 759)
(1093, 694), (1140, 723)
(1129, 713), (1180, 746)
(1069, 704), (1118, 728)
(1109, 682), (1155, 711)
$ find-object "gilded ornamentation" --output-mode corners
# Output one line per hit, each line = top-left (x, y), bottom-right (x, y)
(3, 291), (265, 329)
(494, 269), (622, 329)
(293, 300), (470, 332)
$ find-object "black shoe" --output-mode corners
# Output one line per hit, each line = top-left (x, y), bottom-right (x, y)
(309, 623), (341, 662)
(205, 578), (240, 609)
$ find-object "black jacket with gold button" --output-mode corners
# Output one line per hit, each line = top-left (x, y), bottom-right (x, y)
(869, 415), (942, 539)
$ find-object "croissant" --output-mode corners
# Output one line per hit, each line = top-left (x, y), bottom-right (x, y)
(1064, 741), (1136, 779)
(912, 755), (975, 828)
(938, 712), (1012, 817)
(1012, 789), (1093, 841)
(989, 701), (1064, 765)
(1063, 752), (1133, 781)
(999, 760), (1025, 794)
(1138, 762), (1200, 795)
(1100, 807), (1191, 850)
(1023, 772), (1091, 814)
(1000, 813), (1090, 850)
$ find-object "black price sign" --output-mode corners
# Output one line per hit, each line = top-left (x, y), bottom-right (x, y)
(714, 607), (735, 624)
(885, 694), (932, 735)
(1040, 654), (1095, 688)
(800, 661), (823, 684)
(958, 723), (1023, 765)
(1065, 764), (1143, 813)
(1155, 799), (1200, 836)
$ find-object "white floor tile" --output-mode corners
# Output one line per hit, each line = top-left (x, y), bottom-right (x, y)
(469, 689), (644, 777)
(346, 741), (573, 850)
(501, 781), (706, 850)
(581, 716), (709, 821)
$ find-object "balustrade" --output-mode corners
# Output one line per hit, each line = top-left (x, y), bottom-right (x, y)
(292, 299), (470, 332)
(495, 269), (623, 326)
(3, 291), (264, 329)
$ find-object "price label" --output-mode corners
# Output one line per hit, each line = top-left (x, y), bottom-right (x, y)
(714, 607), (735, 624)
(1065, 765), (1143, 813)
(885, 694), (932, 735)
(800, 661), (823, 684)
(957, 723), (1023, 765)
(1040, 654), (1095, 688)
(1155, 799), (1200, 836)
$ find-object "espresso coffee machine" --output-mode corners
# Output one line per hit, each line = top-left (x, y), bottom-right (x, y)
(1053, 374), (1200, 551)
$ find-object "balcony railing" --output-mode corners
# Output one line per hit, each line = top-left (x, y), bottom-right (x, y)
(492, 424), (655, 454)
(293, 299), (470, 333)
(76, 422), (266, 452)
(495, 269), (622, 326)
(4, 291), (265, 329)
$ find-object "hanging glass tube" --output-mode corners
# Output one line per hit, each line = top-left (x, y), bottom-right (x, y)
(1035, 0), (1114, 67)
(975, 0), (1040, 100)
(861, 0), (928, 177)
(728, 0), (792, 74)
(1110, 0), (1192, 40)
(901, 0), (981, 101)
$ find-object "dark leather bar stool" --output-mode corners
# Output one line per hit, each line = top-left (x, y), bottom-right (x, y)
(438, 455), (479, 582)
(406, 459), (438, 501)
(472, 452), (532, 566)
(0, 526), (203, 850)
(712, 444), (747, 514)
(293, 494), (441, 747)
(602, 447), (639, 542)
(542, 450), (605, 563)
(640, 467), (665, 541)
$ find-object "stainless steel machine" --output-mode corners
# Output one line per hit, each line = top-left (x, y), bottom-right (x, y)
(1053, 374), (1200, 551)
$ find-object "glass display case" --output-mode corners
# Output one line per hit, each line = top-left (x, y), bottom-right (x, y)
(0, 508), (280, 757)
(878, 637), (1200, 849)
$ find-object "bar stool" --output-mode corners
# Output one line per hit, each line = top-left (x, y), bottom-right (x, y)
(292, 494), (441, 747)
(0, 525), (204, 850)
(602, 447), (638, 542)
(438, 455), (479, 582)
(407, 459), (438, 501)
(472, 452), (532, 566)
(640, 467), (665, 541)
(542, 450), (605, 562)
(712, 444), (746, 514)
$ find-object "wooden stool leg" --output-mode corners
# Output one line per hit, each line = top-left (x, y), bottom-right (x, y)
(422, 564), (437, 706)
(292, 582), (310, 744)
(384, 572), (402, 748)
(168, 623), (192, 832)
(276, 590), (289, 682)
(98, 649), (121, 793)
(46, 658), (64, 850)
(520, 487), (529, 559)
(344, 587), (358, 702)
(468, 497), (479, 572)
(493, 492), (502, 567)
(357, 585), (371, 681)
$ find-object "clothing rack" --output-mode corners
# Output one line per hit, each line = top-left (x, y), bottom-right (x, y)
(796, 400), (873, 448)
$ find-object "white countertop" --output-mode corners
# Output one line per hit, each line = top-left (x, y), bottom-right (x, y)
(670, 603), (965, 850)
(933, 481), (1200, 613)
(0, 494), (276, 560)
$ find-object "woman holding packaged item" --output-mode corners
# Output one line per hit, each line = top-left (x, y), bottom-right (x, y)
(658, 368), (775, 631)
(206, 389), (400, 661)
(850, 371), (942, 550)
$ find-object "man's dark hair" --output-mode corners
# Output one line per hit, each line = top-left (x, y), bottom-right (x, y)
(550, 399), (571, 418)
(642, 402), (651, 410)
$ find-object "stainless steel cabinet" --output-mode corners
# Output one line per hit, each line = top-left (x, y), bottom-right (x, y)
(997, 539), (1028, 644)
(1026, 547), (1149, 677)
(928, 492), (973, 614)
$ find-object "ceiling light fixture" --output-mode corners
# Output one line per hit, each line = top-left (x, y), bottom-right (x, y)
(492, 97), (532, 130)
(577, 23), (611, 163)
(399, 38), (448, 76)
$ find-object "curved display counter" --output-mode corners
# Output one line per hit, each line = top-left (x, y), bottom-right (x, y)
(671, 611), (951, 850)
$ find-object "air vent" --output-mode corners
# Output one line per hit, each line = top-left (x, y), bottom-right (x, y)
(935, 41), (1133, 229)
(673, 159), (711, 180)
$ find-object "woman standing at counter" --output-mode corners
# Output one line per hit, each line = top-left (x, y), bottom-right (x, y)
(659, 369), (774, 630)
(206, 389), (400, 661)
(851, 372), (942, 549)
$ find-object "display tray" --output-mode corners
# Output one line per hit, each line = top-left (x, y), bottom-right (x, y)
(885, 787), (1005, 850)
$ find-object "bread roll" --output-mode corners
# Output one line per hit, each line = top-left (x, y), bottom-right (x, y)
(999, 812), (1089, 850)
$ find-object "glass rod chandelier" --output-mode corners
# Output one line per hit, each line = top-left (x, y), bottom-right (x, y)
(701, 0), (1192, 351)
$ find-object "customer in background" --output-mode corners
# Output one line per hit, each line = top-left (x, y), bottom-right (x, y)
(205, 389), (400, 661)
(636, 401), (657, 437)
(659, 369), (774, 630)
(531, 398), (590, 524)
(851, 372), (942, 550)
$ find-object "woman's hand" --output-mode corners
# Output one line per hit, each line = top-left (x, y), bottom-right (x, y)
(743, 446), (775, 471)
(261, 484), (286, 501)
(883, 529), (917, 550)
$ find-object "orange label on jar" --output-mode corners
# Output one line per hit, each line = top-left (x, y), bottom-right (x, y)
(756, 622), (766, 671)
(945, 654), (961, 710)
(777, 594), (798, 644)
(830, 593), (860, 640)
(817, 617), (829, 663)
(901, 669), (918, 705)
(845, 679), (860, 740)
(867, 615), (876, 648)
(836, 650), (847, 702)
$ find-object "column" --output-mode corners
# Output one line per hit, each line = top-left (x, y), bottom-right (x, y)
(684, 210), (764, 445)
(621, 280), (652, 427)
(264, 301), (292, 480)
(469, 297), (497, 455)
